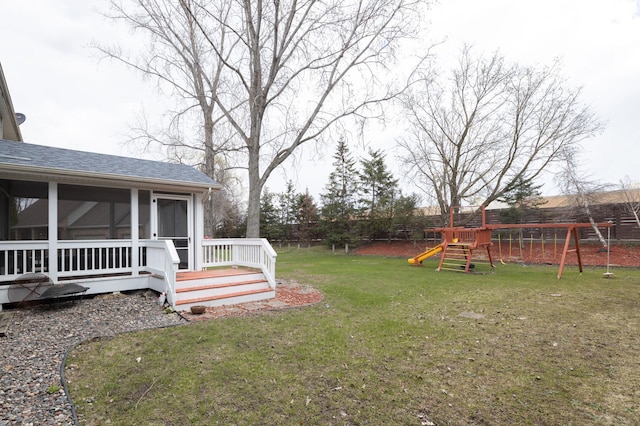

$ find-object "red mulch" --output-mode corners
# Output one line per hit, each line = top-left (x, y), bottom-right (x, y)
(181, 280), (324, 321)
(354, 241), (640, 267)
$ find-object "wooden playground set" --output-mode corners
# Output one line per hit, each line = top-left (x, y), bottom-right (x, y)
(408, 207), (612, 279)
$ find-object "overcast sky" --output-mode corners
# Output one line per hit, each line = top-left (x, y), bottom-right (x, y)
(1, 0), (639, 201)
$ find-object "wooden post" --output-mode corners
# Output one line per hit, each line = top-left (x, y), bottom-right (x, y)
(529, 234), (533, 260)
(574, 227), (583, 274)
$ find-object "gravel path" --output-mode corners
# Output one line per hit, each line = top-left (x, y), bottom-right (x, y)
(0, 291), (185, 425)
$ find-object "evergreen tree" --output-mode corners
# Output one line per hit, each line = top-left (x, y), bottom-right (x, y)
(296, 190), (320, 243)
(391, 193), (422, 240)
(277, 180), (299, 240)
(260, 188), (284, 240)
(498, 177), (546, 244)
(358, 149), (399, 239)
(498, 177), (546, 224)
(320, 138), (359, 247)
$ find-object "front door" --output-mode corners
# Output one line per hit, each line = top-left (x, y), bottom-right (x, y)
(154, 195), (193, 270)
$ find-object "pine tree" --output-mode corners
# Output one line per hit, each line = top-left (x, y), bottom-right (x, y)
(260, 188), (284, 241)
(296, 190), (320, 243)
(498, 177), (546, 245)
(277, 181), (299, 241)
(498, 177), (546, 224)
(358, 149), (399, 240)
(391, 193), (422, 240)
(320, 138), (359, 247)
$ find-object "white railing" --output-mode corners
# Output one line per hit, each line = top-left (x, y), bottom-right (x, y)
(141, 240), (179, 306)
(202, 238), (277, 289)
(0, 240), (142, 282)
(0, 241), (49, 282)
(57, 240), (135, 278)
(1, 238), (273, 305)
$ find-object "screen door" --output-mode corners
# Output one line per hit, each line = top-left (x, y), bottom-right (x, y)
(154, 195), (192, 270)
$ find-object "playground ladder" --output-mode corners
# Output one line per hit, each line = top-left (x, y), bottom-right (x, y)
(439, 242), (474, 272)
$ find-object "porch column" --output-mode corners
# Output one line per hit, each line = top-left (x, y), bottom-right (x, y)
(131, 189), (140, 276)
(48, 182), (58, 282)
(194, 192), (204, 271)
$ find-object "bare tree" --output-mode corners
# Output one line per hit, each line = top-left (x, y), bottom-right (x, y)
(397, 46), (603, 224)
(99, 0), (425, 237)
(555, 147), (609, 247)
(96, 0), (242, 237)
(207, 157), (245, 237)
(620, 176), (640, 229)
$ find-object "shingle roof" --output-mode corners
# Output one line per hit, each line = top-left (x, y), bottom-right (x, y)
(0, 139), (219, 190)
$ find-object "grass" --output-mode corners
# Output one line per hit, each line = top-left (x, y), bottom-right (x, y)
(66, 247), (640, 425)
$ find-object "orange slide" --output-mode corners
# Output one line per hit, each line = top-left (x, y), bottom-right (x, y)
(407, 243), (444, 265)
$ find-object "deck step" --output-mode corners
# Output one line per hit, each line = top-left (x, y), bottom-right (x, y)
(176, 279), (267, 293)
(175, 287), (273, 306)
(0, 312), (14, 337)
(176, 269), (260, 281)
(171, 267), (275, 311)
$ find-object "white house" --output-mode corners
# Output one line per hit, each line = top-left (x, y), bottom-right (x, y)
(0, 63), (276, 311)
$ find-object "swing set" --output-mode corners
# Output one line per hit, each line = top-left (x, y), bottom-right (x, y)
(419, 206), (612, 279)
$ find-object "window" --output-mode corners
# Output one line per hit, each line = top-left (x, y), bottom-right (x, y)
(58, 185), (130, 240)
(1, 179), (48, 240)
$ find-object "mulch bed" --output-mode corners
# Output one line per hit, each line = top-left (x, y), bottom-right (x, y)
(181, 280), (324, 321)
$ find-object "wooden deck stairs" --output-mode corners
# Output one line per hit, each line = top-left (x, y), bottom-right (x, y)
(173, 268), (275, 311)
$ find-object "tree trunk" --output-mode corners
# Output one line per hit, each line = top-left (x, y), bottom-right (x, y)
(580, 194), (607, 247)
(202, 143), (215, 238)
(245, 147), (262, 238)
(620, 179), (640, 228)
(631, 209), (640, 229)
(200, 110), (216, 237)
(246, 187), (260, 238)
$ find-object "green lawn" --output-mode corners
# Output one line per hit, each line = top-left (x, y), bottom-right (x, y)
(67, 248), (640, 425)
